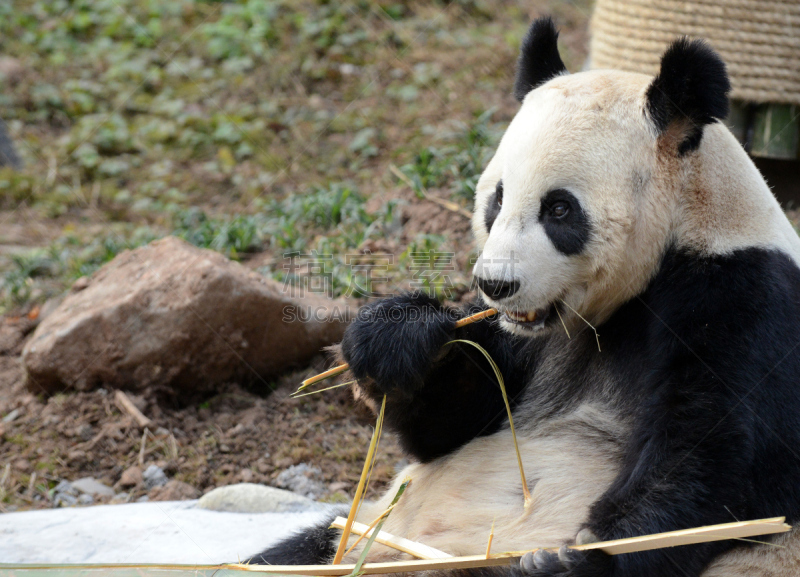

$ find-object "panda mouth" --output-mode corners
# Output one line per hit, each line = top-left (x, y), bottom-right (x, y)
(503, 305), (553, 330)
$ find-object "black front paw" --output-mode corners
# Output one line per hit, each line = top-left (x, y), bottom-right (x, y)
(519, 547), (612, 577)
(341, 292), (456, 399)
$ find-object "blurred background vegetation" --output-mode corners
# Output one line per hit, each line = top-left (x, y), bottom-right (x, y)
(0, 0), (594, 312)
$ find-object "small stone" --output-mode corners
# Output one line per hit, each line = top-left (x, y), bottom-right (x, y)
(2, 409), (19, 423)
(148, 480), (199, 502)
(53, 480), (78, 497)
(72, 477), (115, 498)
(76, 423), (93, 441)
(77, 494), (94, 506)
(143, 464), (167, 490)
(275, 463), (325, 500)
(238, 468), (254, 483)
(196, 483), (320, 513)
(136, 495), (149, 503)
(71, 276), (90, 292)
(0, 56), (23, 84)
(53, 493), (78, 508)
(67, 449), (87, 464)
(329, 482), (349, 493)
(110, 492), (130, 504)
(118, 465), (143, 488)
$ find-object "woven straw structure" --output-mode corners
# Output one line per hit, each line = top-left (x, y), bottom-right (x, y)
(590, 0), (800, 105)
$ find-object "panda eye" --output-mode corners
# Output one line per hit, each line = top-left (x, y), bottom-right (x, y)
(495, 180), (503, 207)
(549, 201), (570, 218)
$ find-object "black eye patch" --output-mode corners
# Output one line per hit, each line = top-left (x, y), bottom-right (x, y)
(484, 179), (503, 233)
(539, 189), (590, 255)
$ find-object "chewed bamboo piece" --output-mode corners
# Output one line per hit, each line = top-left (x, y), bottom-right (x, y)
(297, 308), (498, 393)
(330, 517), (452, 560)
(232, 517), (791, 574)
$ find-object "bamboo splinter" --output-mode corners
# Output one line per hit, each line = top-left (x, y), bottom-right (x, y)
(299, 308), (498, 390)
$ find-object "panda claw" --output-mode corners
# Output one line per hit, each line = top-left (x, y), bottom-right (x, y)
(575, 528), (599, 546)
(520, 551), (537, 574)
(533, 549), (563, 572)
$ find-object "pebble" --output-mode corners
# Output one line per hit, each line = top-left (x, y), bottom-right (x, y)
(142, 465), (167, 490)
(2, 408), (19, 423)
(77, 494), (94, 506)
(196, 483), (322, 513)
(117, 465), (143, 488)
(72, 477), (115, 498)
(275, 463), (325, 500)
(76, 423), (93, 441)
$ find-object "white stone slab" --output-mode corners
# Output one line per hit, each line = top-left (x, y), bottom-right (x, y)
(0, 500), (338, 564)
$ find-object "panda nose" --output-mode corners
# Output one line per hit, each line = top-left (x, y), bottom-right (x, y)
(475, 276), (520, 300)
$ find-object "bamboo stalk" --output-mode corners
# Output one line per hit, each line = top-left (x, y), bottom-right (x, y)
(332, 396), (387, 564)
(233, 517), (791, 574)
(330, 517), (452, 560)
(298, 308), (498, 391)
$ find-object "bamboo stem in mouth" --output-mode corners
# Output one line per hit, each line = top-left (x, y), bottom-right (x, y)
(297, 308), (498, 391)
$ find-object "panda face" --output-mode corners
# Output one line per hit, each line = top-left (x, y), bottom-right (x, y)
(473, 70), (665, 337)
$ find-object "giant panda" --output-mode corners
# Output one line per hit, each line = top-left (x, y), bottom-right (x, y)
(249, 17), (800, 577)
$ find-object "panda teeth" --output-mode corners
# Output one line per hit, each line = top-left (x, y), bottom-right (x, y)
(508, 311), (538, 323)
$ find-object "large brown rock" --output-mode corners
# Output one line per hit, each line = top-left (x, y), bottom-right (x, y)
(22, 236), (351, 394)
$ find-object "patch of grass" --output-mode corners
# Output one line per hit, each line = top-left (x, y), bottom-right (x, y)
(398, 109), (502, 206)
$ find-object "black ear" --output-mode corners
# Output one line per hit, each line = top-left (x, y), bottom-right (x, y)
(645, 38), (731, 154)
(514, 17), (567, 102)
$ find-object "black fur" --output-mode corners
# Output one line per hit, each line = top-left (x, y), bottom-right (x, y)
(247, 512), (342, 565)
(539, 189), (590, 256)
(285, 246), (800, 577)
(484, 180), (503, 233)
(514, 17), (567, 102)
(645, 38), (731, 154)
(342, 292), (530, 462)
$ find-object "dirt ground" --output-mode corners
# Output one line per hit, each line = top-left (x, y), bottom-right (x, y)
(0, 315), (408, 511)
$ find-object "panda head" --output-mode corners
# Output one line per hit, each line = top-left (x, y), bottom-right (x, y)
(472, 17), (731, 337)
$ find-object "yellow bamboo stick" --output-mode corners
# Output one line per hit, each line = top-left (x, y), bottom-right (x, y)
(332, 396), (387, 564)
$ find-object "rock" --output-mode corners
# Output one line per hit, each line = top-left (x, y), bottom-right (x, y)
(148, 480), (199, 502)
(75, 423), (93, 441)
(72, 477), (115, 498)
(143, 465), (167, 490)
(117, 465), (142, 489)
(2, 408), (19, 423)
(196, 483), (321, 513)
(22, 237), (351, 394)
(54, 493), (78, 508)
(52, 481), (79, 508)
(77, 494), (94, 506)
(110, 492), (130, 504)
(12, 459), (30, 472)
(0, 499), (338, 564)
(275, 463), (325, 500)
